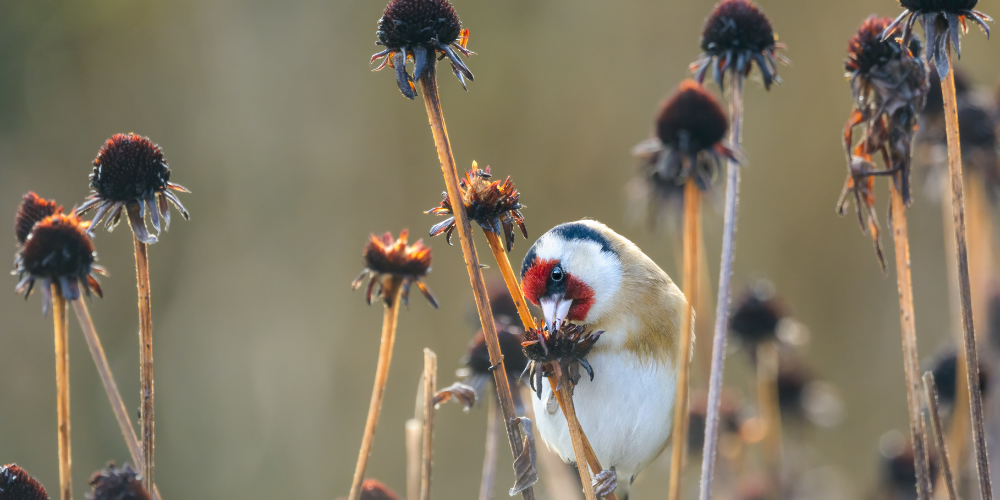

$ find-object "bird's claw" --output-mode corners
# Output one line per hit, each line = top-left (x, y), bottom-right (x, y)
(593, 467), (617, 498)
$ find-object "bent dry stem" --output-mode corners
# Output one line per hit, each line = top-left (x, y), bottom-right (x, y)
(700, 74), (744, 500)
(668, 179), (700, 500)
(941, 46), (993, 500)
(133, 235), (155, 493)
(53, 288), (72, 500)
(890, 183), (933, 500)
(418, 65), (534, 500)
(923, 372), (958, 500)
(71, 299), (164, 500)
(348, 283), (403, 500)
(482, 230), (613, 500)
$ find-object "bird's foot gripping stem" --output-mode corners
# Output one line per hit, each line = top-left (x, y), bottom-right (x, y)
(592, 467), (617, 498)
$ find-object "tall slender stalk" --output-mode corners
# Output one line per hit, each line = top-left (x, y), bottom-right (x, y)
(132, 236), (155, 493)
(479, 393), (500, 500)
(52, 287), (72, 500)
(699, 73), (745, 500)
(941, 47), (994, 500)
(889, 182), (934, 500)
(756, 341), (782, 492)
(71, 299), (163, 500)
(482, 230), (613, 500)
(923, 372), (959, 500)
(420, 349), (437, 500)
(348, 283), (403, 500)
(668, 179), (701, 500)
(418, 65), (534, 500)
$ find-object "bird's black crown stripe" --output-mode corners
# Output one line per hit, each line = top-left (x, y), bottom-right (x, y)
(520, 222), (616, 277)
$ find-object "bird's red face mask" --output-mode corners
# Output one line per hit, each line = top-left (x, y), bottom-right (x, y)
(522, 258), (595, 331)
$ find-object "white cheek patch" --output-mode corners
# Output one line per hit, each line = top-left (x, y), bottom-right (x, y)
(533, 236), (622, 323)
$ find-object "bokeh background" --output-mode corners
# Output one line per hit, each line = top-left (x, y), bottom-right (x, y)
(1, 0), (999, 498)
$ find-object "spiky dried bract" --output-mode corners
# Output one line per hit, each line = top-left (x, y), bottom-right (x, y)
(426, 162), (527, 251)
(521, 322), (603, 398)
(352, 229), (437, 308)
(359, 479), (401, 500)
(86, 463), (150, 500)
(370, 0), (474, 99)
(77, 133), (190, 245)
(14, 213), (106, 313)
(730, 280), (786, 345)
(15, 193), (60, 246)
(838, 16), (929, 271)
(633, 80), (737, 194)
(692, 0), (786, 89)
(883, 0), (992, 79)
(0, 464), (50, 500)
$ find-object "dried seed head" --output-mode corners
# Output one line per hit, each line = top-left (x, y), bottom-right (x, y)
(958, 102), (998, 151)
(14, 192), (60, 246)
(846, 16), (916, 77)
(701, 0), (776, 55)
(359, 480), (401, 500)
(377, 0), (462, 50)
(730, 280), (786, 345)
(352, 229), (437, 308)
(465, 318), (528, 379)
(426, 162), (527, 252)
(14, 212), (105, 311)
(86, 463), (150, 500)
(0, 464), (50, 500)
(657, 81), (729, 154)
(521, 323), (603, 397)
(928, 347), (989, 409)
(899, 0), (979, 13)
(78, 134), (190, 245)
(923, 66), (969, 117)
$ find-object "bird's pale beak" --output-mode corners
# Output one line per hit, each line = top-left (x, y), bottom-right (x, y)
(539, 295), (573, 332)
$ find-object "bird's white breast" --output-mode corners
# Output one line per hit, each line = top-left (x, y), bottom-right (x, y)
(530, 349), (676, 482)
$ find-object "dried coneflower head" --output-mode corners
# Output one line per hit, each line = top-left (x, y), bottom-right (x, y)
(924, 66), (970, 118)
(878, 433), (941, 498)
(521, 322), (603, 398)
(426, 162), (527, 251)
(352, 229), (438, 308)
(460, 317), (529, 410)
(692, 0), (786, 89)
(633, 80), (736, 193)
(14, 213), (106, 313)
(86, 463), (150, 500)
(14, 193), (60, 246)
(730, 279), (786, 346)
(370, 0), (474, 99)
(359, 479), (401, 500)
(883, 0), (992, 78)
(927, 347), (989, 410)
(77, 133), (190, 245)
(0, 464), (50, 500)
(838, 16), (929, 271)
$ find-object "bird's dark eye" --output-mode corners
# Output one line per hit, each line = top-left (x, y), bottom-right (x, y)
(551, 265), (564, 282)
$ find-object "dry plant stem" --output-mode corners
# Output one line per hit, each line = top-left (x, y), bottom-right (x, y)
(941, 48), (994, 500)
(71, 299), (164, 500)
(420, 349), (437, 500)
(479, 393), (500, 500)
(482, 229), (616, 500)
(557, 381), (597, 500)
(890, 182), (934, 500)
(756, 341), (782, 491)
(924, 372), (959, 500)
(699, 73), (744, 500)
(668, 180), (701, 500)
(418, 66), (534, 500)
(52, 288), (72, 500)
(132, 236), (155, 493)
(347, 284), (403, 500)
(406, 418), (422, 500)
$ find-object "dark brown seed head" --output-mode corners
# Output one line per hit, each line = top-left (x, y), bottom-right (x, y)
(361, 230), (432, 278)
(427, 163), (527, 252)
(656, 80), (729, 155)
(958, 103), (998, 151)
(924, 66), (969, 117)
(19, 214), (96, 281)
(899, 0), (978, 13)
(465, 320), (528, 379)
(90, 134), (171, 203)
(730, 280), (786, 345)
(928, 347), (989, 408)
(522, 323), (603, 396)
(846, 16), (917, 76)
(14, 193), (60, 246)
(86, 463), (150, 500)
(0, 464), (50, 500)
(377, 0), (462, 50)
(701, 0), (776, 55)
(359, 480), (401, 500)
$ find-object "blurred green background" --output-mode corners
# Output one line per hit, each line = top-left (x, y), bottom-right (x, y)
(1, 0), (998, 498)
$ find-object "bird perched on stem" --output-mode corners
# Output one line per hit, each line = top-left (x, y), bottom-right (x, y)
(521, 220), (687, 498)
